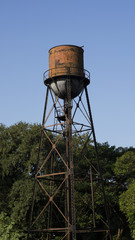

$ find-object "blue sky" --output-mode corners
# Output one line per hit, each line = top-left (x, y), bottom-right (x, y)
(0, 0), (135, 148)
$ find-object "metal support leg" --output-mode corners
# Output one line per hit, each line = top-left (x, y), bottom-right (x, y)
(85, 86), (112, 240)
(27, 88), (49, 240)
(67, 78), (76, 240)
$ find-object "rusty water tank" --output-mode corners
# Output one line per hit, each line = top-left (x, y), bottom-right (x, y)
(44, 45), (90, 99)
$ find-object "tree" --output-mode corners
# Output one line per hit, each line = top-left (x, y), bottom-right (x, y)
(115, 151), (135, 239)
(0, 212), (25, 240)
(0, 122), (50, 239)
(0, 122), (134, 239)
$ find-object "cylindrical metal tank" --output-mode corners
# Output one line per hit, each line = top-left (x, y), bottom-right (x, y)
(44, 45), (90, 99)
(49, 45), (84, 78)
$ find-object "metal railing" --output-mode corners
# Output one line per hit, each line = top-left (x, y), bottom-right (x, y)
(43, 67), (90, 82)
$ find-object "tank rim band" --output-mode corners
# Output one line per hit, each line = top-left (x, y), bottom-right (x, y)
(49, 44), (84, 52)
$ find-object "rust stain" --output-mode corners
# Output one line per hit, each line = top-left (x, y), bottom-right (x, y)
(49, 45), (84, 78)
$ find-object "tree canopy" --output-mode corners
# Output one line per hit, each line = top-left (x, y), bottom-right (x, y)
(0, 122), (135, 239)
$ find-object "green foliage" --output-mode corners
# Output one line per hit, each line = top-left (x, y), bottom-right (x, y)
(115, 151), (135, 179)
(0, 212), (26, 240)
(0, 122), (135, 239)
(119, 181), (135, 239)
(0, 122), (43, 238)
(115, 151), (135, 239)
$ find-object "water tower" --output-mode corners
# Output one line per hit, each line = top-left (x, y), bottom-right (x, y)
(28, 45), (111, 240)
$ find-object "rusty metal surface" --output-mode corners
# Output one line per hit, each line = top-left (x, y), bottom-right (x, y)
(43, 45), (90, 100)
(49, 45), (84, 78)
(66, 77), (76, 239)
